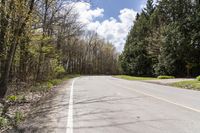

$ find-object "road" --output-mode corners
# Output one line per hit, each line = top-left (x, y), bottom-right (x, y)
(9, 76), (200, 133)
(71, 76), (200, 133)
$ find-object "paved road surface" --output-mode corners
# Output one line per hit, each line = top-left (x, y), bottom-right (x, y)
(72, 76), (200, 133)
(9, 76), (200, 133)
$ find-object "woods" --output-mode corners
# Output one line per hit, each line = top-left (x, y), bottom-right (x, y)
(120, 0), (200, 77)
(1, 0), (200, 99)
(0, 0), (119, 98)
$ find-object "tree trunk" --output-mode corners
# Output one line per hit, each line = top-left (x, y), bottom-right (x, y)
(0, 0), (7, 79)
(0, 41), (18, 98)
(0, 0), (35, 98)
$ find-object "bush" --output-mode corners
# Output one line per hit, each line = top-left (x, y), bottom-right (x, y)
(7, 95), (18, 102)
(47, 82), (53, 89)
(196, 76), (200, 81)
(0, 117), (8, 127)
(49, 79), (62, 86)
(157, 75), (175, 79)
(54, 66), (65, 78)
(14, 112), (23, 125)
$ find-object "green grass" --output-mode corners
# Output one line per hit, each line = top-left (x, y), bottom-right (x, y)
(157, 75), (175, 79)
(114, 75), (157, 80)
(48, 75), (80, 86)
(30, 74), (80, 92)
(171, 80), (200, 91)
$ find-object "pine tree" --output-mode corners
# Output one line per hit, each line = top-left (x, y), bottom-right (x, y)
(121, 0), (200, 77)
(144, 0), (154, 16)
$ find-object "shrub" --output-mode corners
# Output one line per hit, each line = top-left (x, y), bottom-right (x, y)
(47, 82), (53, 89)
(196, 76), (200, 81)
(7, 95), (17, 102)
(49, 79), (62, 86)
(30, 82), (53, 92)
(54, 66), (65, 78)
(157, 75), (175, 79)
(0, 117), (8, 127)
(14, 112), (23, 125)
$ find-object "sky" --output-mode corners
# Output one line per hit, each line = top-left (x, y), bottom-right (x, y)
(72, 0), (148, 52)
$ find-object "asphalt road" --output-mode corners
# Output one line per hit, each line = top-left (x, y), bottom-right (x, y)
(9, 76), (200, 133)
(71, 76), (200, 133)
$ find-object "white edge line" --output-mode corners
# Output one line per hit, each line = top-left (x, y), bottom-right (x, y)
(66, 78), (77, 133)
(131, 88), (200, 113)
(113, 83), (200, 113)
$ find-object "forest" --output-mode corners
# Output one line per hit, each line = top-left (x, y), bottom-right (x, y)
(0, 0), (119, 98)
(120, 0), (200, 77)
(1, 0), (200, 131)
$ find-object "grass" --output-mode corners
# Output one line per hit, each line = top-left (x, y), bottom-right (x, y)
(157, 75), (175, 79)
(48, 74), (80, 86)
(171, 80), (200, 91)
(114, 75), (157, 80)
(30, 74), (80, 92)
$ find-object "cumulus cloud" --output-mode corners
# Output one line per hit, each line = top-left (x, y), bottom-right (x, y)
(73, 2), (104, 24)
(73, 2), (137, 52)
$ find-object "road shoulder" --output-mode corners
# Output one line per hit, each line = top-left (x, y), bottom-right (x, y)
(4, 80), (72, 133)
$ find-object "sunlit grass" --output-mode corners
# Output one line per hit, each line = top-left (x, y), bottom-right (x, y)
(171, 80), (200, 91)
(114, 75), (157, 80)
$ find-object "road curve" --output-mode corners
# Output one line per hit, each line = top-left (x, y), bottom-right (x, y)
(7, 76), (200, 133)
(72, 76), (200, 133)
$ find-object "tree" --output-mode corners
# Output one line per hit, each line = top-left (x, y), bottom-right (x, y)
(144, 0), (155, 16)
(0, 0), (120, 98)
(0, 0), (35, 98)
(121, 0), (200, 77)
(120, 0), (155, 76)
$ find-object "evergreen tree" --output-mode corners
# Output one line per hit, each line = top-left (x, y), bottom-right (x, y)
(120, 0), (155, 76)
(121, 0), (200, 77)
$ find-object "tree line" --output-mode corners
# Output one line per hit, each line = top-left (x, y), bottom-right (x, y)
(120, 0), (200, 77)
(0, 0), (119, 98)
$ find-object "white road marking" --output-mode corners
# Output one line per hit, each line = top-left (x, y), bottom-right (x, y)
(130, 88), (200, 113)
(66, 78), (77, 133)
(112, 81), (200, 113)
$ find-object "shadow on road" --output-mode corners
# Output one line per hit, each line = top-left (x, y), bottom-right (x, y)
(73, 94), (176, 132)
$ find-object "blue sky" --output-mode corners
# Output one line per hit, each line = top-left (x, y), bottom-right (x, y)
(91, 0), (146, 20)
(73, 0), (148, 51)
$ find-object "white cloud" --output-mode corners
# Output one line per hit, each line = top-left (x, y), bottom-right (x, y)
(96, 9), (137, 51)
(73, 2), (137, 52)
(73, 2), (104, 24)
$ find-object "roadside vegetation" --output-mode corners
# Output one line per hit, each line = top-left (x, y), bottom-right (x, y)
(0, 0), (119, 99)
(0, 0), (119, 131)
(157, 76), (175, 79)
(114, 75), (157, 81)
(171, 76), (200, 91)
(115, 75), (176, 81)
(171, 80), (200, 91)
(119, 0), (200, 78)
(1, 0), (200, 131)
